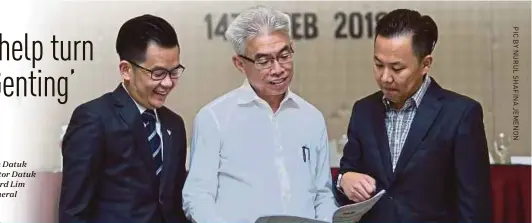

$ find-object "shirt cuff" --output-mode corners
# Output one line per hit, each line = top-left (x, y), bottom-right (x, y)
(336, 173), (346, 195)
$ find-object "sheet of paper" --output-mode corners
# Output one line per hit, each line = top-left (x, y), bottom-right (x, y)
(255, 215), (328, 223)
(255, 190), (386, 223)
(332, 190), (386, 223)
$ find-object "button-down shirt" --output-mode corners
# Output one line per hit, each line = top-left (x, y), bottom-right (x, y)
(122, 82), (163, 158)
(383, 76), (431, 171)
(183, 81), (338, 223)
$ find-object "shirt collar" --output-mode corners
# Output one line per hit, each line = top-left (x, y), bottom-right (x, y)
(236, 79), (298, 108)
(122, 82), (159, 120)
(383, 75), (432, 111)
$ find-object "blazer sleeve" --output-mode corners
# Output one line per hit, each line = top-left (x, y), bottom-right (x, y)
(59, 104), (104, 223)
(336, 101), (362, 205)
(339, 101), (362, 174)
(453, 101), (493, 223)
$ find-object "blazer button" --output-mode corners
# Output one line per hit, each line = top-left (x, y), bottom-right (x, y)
(388, 196), (393, 200)
(159, 198), (163, 204)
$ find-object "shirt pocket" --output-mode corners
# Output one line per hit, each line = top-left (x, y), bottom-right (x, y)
(290, 143), (316, 192)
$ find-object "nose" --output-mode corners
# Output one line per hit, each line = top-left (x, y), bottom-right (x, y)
(269, 59), (285, 76)
(160, 74), (175, 88)
(380, 68), (393, 84)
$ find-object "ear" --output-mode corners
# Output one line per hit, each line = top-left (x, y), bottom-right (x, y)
(421, 55), (433, 75)
(232, 55), (246, 74)
(119, 60), (133, 81)
(290, 40), (295, 52)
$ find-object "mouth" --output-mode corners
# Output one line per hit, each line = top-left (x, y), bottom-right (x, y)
(154, 89), (169, 97)
(268, 77), (288, 86)
(383, 87), (397, 92)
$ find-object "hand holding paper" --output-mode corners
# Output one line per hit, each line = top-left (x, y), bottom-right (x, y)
(340, 172), (377, 202)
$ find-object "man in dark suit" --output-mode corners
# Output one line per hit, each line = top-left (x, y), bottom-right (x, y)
(59, 14), (189, 223)
(335, 9), (492, 223)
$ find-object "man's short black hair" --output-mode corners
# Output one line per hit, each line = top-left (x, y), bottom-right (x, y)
(375, 9), (438, 61)
(116, 14), (179, 63)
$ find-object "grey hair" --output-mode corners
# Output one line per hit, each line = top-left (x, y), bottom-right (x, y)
(225, 5), (292, 55)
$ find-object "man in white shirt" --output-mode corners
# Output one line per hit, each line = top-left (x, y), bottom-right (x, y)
(182, 5), (338, 223)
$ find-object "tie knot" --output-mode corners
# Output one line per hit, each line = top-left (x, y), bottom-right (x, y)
(142, 109), (156, 122)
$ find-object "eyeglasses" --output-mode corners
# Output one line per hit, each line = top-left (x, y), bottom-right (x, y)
(128, 60), (185, 80)
(238, 47), (295, 70)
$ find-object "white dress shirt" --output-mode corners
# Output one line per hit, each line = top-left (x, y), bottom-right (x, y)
(183, 81), (338, 223)
(122, 82), (163, 158)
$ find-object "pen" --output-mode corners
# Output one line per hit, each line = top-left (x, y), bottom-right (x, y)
(302, 146), (310, 162)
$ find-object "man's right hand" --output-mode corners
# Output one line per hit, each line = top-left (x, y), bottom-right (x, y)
(339, 172), (376, 203)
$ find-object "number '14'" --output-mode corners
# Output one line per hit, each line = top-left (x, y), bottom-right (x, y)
(205, 13), (239, 40)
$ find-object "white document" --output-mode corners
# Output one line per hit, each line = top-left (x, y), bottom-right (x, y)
(255, 215), (329, 223)
(255, 190), (386, 223)
(331, 190), (386, 223)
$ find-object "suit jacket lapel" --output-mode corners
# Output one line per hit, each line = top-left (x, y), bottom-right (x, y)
(371, 93), (394, 185)
(112, 84), (157, 181)
(393, 80), (444, 176)
(158, 109), (173, 197)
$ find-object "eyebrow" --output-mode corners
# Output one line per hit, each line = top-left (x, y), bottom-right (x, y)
(374, 56), (403, 66)
(151, 64), (181, 70)
(254, 45), (291, 59)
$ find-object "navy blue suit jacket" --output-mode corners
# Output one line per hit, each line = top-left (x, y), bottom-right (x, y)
(336, 78), (492, 223)
(59, 84), (189, 223)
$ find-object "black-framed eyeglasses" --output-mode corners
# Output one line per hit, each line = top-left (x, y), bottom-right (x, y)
(128, 60), (185, 80)
(238, 46), (295, 70)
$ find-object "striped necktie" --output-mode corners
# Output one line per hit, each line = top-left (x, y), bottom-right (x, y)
(142, 109), (163, 177)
